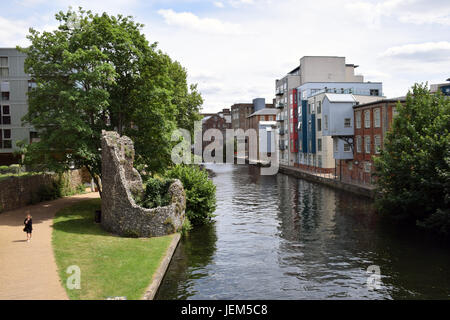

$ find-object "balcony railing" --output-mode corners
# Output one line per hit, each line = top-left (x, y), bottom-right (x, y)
(279, 128), (285, 135)
(275, 88), (284, 96)
(276, 102), (285, 109)
(276, 115), (285, 122)
(279, 142), (286, 150)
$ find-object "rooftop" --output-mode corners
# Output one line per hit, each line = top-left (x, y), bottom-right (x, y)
(324, 93), (356, 103)
(248, 108), (278, 118)
(353, 96), (406, 109)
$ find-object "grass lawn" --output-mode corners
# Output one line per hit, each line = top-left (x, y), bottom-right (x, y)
(52, 199), (175, 300)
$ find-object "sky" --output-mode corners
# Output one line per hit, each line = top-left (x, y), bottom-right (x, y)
(1, 0), (450, 113)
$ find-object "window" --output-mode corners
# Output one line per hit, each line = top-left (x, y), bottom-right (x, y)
(364, 161), (372, 173)
(348, 162), (353, 171)
(318, 155), (322, 168)
(317, 101), (321, 114)
(356, 136), (362, 153)
(334, 139), (339, 152)
(317, 118), (321, 131)
(317, 138), (322, 152)
(311, 103), (315, 114)
(356, 111), (361, 129)
(0, 129), (12, 149)
(324, 115), (328, 130)
(365, 136), (371, 154)
(374, 135), (381, 154)
(1, 92), (9, 101)
(2, 105), (9, 114)
(344, 118), (351, 128)
(374, 108), (381, 127)
(0, 57), (8, 77)
(370, 89), (379, 96)
(364, 110), (371, 128)
(344, 143), (351, 152)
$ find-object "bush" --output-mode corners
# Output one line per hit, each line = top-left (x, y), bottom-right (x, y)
(138, 177), (174, 209)
(37, 181), (61, 202)
(0, 164), (22, 175)
(166, 165), (216, 226)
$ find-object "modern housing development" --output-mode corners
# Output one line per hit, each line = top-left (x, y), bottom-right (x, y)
(0, 48), (37, 165)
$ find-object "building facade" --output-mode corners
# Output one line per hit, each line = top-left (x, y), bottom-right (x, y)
(247, 107), (277, 162)
(0, 48), (36, 165)
(275, 68), (300, 166)
(336, 97), (405, 185)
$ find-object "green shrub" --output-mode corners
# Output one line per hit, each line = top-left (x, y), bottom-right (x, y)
(37, 181), (61, 201)
(138, 177), (174, 209)
(165, 165), (216, 226)
(0, 164), (22, 175)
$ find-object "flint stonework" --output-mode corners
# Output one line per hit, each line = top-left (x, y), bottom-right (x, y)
(101, 131), (185, 237)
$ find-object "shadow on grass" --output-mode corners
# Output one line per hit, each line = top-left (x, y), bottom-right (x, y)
(52, 199), (107, 236)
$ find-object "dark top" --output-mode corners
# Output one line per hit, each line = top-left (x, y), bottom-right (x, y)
(24, 218), (32, 233)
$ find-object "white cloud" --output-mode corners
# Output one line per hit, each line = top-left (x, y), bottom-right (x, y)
(0, 16), (32, 47)
(381, 41), (450, 61)
(346, 0), (450, 28)
(157, 9), (244, 35)
(214, 1), (225, 8)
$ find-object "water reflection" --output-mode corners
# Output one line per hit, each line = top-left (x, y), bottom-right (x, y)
(156, 164), (450, 300)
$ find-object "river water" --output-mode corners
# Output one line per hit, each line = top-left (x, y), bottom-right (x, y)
(156, 164), (450, 300)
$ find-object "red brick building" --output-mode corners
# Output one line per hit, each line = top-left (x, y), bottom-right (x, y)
(338, 97), (405, 185)
(201, 109), (232, 153)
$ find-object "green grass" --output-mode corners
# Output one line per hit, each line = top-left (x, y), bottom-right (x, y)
(0, 172), (41, 181)
(52, 199), (175, 300)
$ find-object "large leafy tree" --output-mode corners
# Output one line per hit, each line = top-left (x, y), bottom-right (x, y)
(374, 84), (450, 235)
(20, 8), (202, 195)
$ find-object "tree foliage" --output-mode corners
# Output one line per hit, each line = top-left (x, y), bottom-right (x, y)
(19, 8), (202, 194)
(374, 83), (450, 235)
(166, 165), (216, 226)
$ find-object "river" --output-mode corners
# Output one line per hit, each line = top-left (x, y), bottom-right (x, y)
(156, 164), (450, 300)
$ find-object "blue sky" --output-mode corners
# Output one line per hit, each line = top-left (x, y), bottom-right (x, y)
(2, 0), (450, 112)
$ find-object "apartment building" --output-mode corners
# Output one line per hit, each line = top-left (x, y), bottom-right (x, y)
(0, 48), (36, 165)
(293, 57), (383, 171)
(275, 67), (300, 166)
(275, 56), (381, 168)
(430, 80), (450, 96)
(337, 97), (405, 185)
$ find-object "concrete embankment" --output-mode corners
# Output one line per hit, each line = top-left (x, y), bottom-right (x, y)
(142, 233), (181, 300)
(278, 165), (376, 199)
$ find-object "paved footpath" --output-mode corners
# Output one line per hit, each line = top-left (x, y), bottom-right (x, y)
(0, 192), (100, 300)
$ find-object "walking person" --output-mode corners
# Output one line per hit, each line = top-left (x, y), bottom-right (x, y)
(23, 211), (33, 242)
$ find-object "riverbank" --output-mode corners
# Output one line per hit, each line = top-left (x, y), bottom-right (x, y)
(279, 165), (376, 199)
(52, 199), (178, 300)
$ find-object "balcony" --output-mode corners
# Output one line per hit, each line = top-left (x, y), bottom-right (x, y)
(276, 102), (285, 109)
(276, 114), (285, 122)
(275, 88), (284, 96)
(279, 128), (285, 135)
(279, 142), (286, 150)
